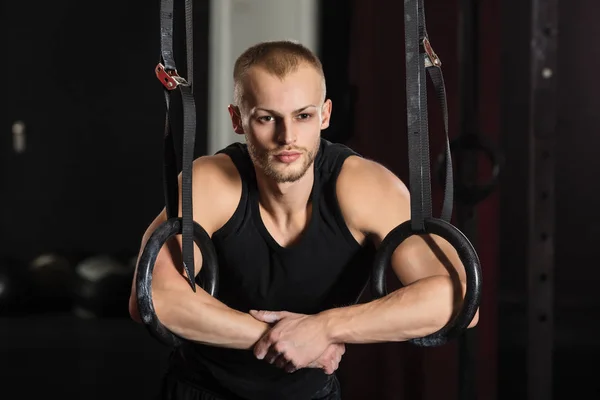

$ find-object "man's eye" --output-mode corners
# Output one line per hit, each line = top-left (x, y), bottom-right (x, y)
(258, 116), (274, 122)
(297, 113), (312, 120)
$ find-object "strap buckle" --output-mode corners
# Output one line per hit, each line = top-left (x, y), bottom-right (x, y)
(155, 63), (188, 90)
(423, 37), (442, 68)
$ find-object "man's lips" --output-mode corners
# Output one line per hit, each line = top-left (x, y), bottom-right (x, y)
(273, 151), (301, 163)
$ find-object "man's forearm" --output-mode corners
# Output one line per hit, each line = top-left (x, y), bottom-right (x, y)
(153, 288), (270, 350)
(320, 275), (462, 344)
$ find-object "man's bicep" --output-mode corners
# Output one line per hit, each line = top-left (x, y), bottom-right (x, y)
(148, 154), (239, 283)
(337, 156), (464, 285)
(349, 162), (464, 286)
(128, 208), (205, 321)
(165, 154), (237, 280)
(130, 209), (205, 295)
(389, 234), (465, 286)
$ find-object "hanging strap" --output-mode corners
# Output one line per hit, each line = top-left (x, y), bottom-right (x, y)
(369, 0), (482, 350)
(405, 0), (453, 231)
(155, 0), (197, 291)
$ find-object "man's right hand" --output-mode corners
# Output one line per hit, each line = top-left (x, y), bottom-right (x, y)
(249, 310), (346, 375)
(306, 343), (346, 375)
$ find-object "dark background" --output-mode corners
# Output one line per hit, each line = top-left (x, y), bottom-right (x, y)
(1, 0), (599, 399)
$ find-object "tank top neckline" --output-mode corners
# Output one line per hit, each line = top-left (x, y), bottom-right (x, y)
(249, 168), (321, 254)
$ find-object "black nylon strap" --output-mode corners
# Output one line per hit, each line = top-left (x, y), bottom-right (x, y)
(160, 0), (176, 71)
(180, 84), (196, 290)
(427, 66), (454, 222)
(163, 111), (179, 219)
(185, 0), (194, 90)
(159, 0), (197, 291)
(405, 0), (453, 231)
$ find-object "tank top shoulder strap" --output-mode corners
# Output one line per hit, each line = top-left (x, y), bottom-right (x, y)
(315, 139), (365, 249)
(316, 138), (362, 182)
(212, 142), (253, 238)
(215, 142), (255, 180)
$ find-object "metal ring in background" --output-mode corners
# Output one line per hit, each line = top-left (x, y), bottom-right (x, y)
(437, 133), (503, 206)
(371, 218), (482, 347)
(136, 217), (219, 347)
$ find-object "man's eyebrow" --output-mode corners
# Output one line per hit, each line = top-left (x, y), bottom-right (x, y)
(253, 105), (317, 116)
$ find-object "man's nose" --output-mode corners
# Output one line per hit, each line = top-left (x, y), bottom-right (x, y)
(276, 118), (296, 145)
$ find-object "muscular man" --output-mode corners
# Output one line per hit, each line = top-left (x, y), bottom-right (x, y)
(129, 40), (479, 400)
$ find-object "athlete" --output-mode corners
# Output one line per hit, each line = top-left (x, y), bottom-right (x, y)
(129, 40), (479, 400)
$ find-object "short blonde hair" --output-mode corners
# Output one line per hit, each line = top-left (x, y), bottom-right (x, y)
(233, 40), (326, 107)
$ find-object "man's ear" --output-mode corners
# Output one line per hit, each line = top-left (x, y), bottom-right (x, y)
(228, 105), (245, 135)
(320, 99), (333, 130)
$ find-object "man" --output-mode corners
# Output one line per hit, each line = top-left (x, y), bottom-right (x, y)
(129, 40), (478, 400)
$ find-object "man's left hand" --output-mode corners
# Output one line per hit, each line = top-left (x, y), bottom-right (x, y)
(249, 310), (332, 372)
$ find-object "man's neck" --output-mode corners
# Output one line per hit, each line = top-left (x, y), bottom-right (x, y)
(254, 166), (315, 226)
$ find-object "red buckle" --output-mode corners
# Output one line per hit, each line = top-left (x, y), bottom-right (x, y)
(155, 63), (187, 90)
(423, 37), (442, 67)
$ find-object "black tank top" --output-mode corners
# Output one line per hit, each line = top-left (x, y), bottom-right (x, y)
(171, 138), (375, 400)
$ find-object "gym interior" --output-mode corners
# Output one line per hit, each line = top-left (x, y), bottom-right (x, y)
(1, 1), (598, 399)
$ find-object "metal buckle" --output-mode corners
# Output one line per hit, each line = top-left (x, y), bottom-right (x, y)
(423, 37), (442, 68)
(155, 63), (187, 90)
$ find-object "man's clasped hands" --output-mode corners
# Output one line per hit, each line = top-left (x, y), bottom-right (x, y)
(249, 310), (345, 375)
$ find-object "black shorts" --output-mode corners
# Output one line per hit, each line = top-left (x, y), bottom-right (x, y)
(157, 369), (342, 400)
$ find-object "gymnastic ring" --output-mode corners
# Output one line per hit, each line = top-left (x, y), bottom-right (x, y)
(437, 133), (503, 205)
(371, 218), (482, 347)
(136, 217), (219, 347)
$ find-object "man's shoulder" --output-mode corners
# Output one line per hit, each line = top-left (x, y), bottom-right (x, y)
(190, 153), (243, 233)
(215, 141), (249, 156)
(193, 152), (240, 180)
(318, 138), (358, 161)
(336, 154), (396, 186)
(335, 155), (410, 232)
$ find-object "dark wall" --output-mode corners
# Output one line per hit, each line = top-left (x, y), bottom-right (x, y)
(499, 0), (600, 398)
(0, 315), (172, 399)
(0, 0), (209, 263)
(0, 1), (208, 398)
(333, 0), (501, 399)
(554, 0), (600, 340)
(319, 0), (356, 145)
(497, 0), (535, 397)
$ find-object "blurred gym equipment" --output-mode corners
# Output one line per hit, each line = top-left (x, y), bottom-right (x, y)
(0, 257), (30, 316)
(29, 252), (75, 313)
(72, 254), (134, 318)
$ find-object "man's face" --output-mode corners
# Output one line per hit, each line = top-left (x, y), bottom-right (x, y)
(229, 64), (332, 184)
